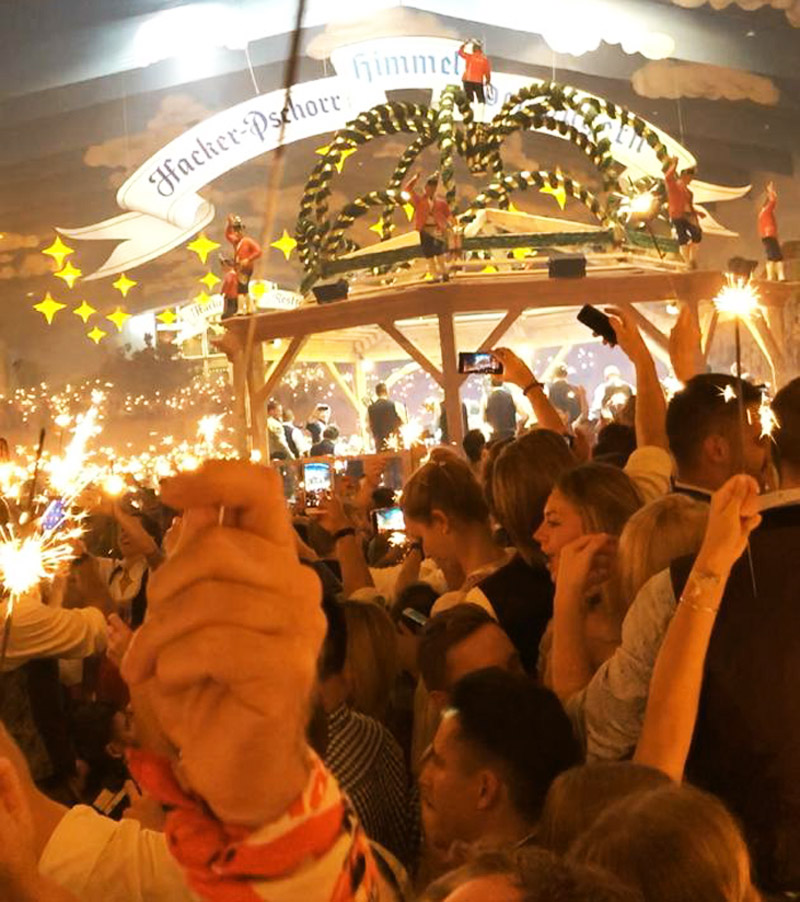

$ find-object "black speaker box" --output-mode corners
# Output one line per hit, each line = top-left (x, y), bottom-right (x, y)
(312, 280), (349, 304)
(549, 255), (586, 279)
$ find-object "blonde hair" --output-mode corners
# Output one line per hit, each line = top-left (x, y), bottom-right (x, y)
(616, 495), (708, 610)
(569, 783), (759, 902)
(341, 600), (398, 720)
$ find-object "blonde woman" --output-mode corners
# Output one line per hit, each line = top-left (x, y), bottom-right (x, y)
(340, 600), (399, 722)
(616, 494), (709, 610)
(534, 464), (643, 700)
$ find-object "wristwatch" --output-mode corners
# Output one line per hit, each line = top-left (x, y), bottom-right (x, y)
(523, 378), (544, 394)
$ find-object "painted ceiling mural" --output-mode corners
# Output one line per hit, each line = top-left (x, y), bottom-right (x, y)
(0, 0), (798, 379)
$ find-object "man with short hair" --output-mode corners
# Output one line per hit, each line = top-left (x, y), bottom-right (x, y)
(672, 376), (800, 894)
(310, 425), (339, 458)
(266, 400), (294, 460)
(483, 376), (527, 441)
(462, 429), (486, 475)
(547, 364), (582, 425)
(568, 373), (774, 768)
(418, 605), (523, 715)
(367, 383), (403, 452)
(419, 668), (580, 858)
(305, 403), (331, 445)
(666, 373), (768, 496)
(591, 365), (633, 420)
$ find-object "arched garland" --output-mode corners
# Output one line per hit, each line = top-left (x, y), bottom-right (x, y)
(466, 169), (607, 224)
(295, 78), (675, 289)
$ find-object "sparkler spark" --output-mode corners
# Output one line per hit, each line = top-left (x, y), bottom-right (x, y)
(197, 414), (224, 446)
(720, 385), (737, 404)
(713, 275), (761, 320)
(0, 525), (81, 600)
(759, 396), (779, 441)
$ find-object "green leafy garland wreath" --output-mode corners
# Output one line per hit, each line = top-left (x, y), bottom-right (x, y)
(295, 79), (673, 291)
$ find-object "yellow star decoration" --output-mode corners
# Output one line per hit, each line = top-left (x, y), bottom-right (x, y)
(250, 281), (266, 299)
(112, 273), (138, 297)
(193, 290), (212, 307)
(42, 235), (74, 269)
(107, 306), (131, 332)
(187, 233), (221, 264)
(157, 308), (177, 325)
(73, 300), (96, 323)
(507, 201), (522, 214)
(54, 260), (82, 288)
(87, 326), (107, 344)
(33, 292), (67, 324)
(403, 203), (415, 222)
(271, 229), (297, 261)
(314, 143), (356, 173)
(539, 183), (568, 211)
(511, 247), (535, 261)
(199, 271), (220, 291)
(369, 219), (387, 236)
(481, 264), (499, 274)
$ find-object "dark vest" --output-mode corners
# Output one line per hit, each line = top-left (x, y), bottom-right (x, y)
(478, 555), (554, 673)
(670, 503), (800, 893)
(485, 388), (516, 438)
(368, 398), (401, 450)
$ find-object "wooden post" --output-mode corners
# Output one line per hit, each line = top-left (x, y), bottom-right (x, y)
(253, 335), (308, 409)
(247, 342), (267, 459)
(380, 321), (444, 386)
(438, 310), (464, 447)
(353, 356), (371, 449)
(230, 347), (249, 459)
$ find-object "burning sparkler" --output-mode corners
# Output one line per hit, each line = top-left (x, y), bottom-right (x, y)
(758, 394), (779, 441)
(197, 414), (224, 448)
(713, 275), (761, 321)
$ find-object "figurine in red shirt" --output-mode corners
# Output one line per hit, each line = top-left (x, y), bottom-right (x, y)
(758, 182), (785, 282)
(225, 214), (262, 312)
(219, 257), (240, 319)
(404, 171), (456, 282)
(458, 39), (491, 120)
(664, 156), (705, 269)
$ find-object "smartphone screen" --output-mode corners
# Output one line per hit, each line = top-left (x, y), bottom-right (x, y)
(303, 462), (332, 509)
(577, 305), (617, 346)
(458, 351), (504, 375)
(41, 498), (66, 532)
(374, 506), (405, 534)
(401, 607), (429, 633)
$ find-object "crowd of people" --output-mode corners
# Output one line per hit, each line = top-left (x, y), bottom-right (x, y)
(1, 301), (799, 902)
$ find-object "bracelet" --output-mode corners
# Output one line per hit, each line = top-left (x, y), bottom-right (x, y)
(523, 379), (544, 394)
(679, 568), (722, 615)
(332, 527), (356, 541)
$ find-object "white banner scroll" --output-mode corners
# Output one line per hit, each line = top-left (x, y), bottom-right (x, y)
(59, 35), (748, 279)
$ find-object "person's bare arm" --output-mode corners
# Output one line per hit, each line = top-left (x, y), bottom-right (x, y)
(493, 347), (566, 434)
(634, 476), (761, 780)
(668, 303), (704, 384)
(319, 495), (374, 598)
(606, 306), (668, 449)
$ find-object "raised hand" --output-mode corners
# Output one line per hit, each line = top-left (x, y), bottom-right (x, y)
(605, 306), (648, 360)
(556, 533), (618, 602)
(492, 346), (535, 389)
(121, 461), (325, 827)
(696, 474), (761, 576)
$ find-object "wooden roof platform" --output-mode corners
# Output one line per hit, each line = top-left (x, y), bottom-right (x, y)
(222, 266), (796, 457)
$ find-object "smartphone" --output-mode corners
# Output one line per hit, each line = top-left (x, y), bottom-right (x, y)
(577, 305), (617, 346)
(41, 498), (66, 532)
(458, 351), (503, 375)
(303, 462), (332, 509)
(401, 607), (429, 633)
(373, 506), (405, 534)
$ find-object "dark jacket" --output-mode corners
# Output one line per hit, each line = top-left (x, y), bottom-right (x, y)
(671, 502), (800, 893)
